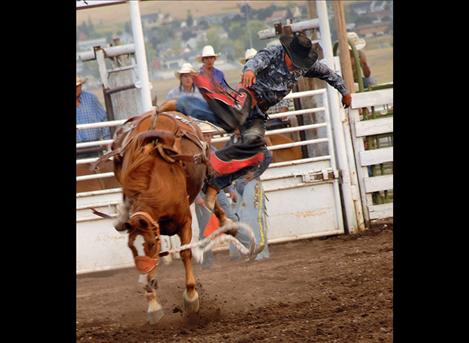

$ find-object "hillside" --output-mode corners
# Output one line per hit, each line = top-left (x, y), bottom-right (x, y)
(77, 0), (308, 25)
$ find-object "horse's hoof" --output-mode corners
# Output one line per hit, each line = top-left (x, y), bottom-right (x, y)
(147, 301), (164, 324)
(183, 289), (199, 314)
(147, 308), (164, 324)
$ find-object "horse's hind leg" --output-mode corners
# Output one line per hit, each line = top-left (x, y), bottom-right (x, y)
(178, 218), (199, 314)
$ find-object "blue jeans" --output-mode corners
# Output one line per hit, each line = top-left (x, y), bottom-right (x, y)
(177, 95), (270, 189)
(176, 96), (224, 127)
(210, 147), (272, 191)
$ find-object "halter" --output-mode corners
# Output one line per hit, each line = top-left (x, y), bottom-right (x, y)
(129, 211), (160, 274)
(130, 211), (159, 229)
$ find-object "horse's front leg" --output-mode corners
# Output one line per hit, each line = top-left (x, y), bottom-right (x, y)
(131, 230), (164, 324)
(145, 266), (164, 324)
(178, 218), (199, 314)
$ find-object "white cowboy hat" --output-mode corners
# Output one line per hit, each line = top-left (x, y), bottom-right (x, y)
(347, 32), (366, 50)
(76, 75), (87, 86)
(240, 48), (257, 64)
(196, 45), (220, 62)
(174, 63), (196, 79)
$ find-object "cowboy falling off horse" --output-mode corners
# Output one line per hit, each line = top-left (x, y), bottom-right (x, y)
(157, 31), (352, 211)
(93, 30), (352, 323)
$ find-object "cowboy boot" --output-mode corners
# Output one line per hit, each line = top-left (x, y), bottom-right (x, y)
(157, 99), (177, 113)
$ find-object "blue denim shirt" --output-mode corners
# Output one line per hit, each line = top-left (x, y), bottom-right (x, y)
(243, 46), (348, 108)
(166, 85), (204, 100)
(76, 91), (111, 143)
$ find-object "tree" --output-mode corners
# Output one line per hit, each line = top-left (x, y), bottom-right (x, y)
(186, 10), (194, 27)
(255, 4), (277, 21)
(150, 36), (160, 50)
(240, 2), (252, 18)
(205, 28), (222, 53)
(246, 20), (268, 51)
(182, 30), (196, 42)
(198, 19), (209, 30)
(226, 20), (267, 54)
(227, 21), (244, 41)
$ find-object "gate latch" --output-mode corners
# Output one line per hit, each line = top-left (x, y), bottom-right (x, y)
(301, 168), (339, 184)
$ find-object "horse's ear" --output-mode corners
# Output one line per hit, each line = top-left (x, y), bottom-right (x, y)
(138, 218), (148, 229)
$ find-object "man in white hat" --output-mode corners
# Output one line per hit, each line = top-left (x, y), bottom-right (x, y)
(197, 45), (228, 90)
(76, 75), (111, 157)
(166, 63), (204, 100)
(347, 32), (375, 89)
(240, 48), (257, 64)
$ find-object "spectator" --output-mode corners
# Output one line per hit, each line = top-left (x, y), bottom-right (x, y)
(76, 75), (111, 157)
(347, 32), (376, 89)
(166, 63), (204, 100)
(197, 45), (229, 90)
(239, 48), (257, 65)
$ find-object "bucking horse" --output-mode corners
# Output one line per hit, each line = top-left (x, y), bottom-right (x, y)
(92, 108), (251, 324)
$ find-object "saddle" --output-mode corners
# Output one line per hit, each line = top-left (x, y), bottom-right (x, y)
(91, 109), (210, 170)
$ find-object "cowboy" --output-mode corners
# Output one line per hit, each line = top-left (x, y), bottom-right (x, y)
(197, 45), (229, 90)
(158, 32), (351, 209)
(347, 32), (376, 89)
(240, 48), (257, 65)
(76, 75), (111, 157)
(166, 63), (204, 100)
(241, 48), (291, 129)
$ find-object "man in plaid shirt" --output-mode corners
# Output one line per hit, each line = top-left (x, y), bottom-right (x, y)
(76, 76), (111, 144)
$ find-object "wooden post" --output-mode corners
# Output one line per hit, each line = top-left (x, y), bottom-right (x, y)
(292, 0), (329, 157)
(307, 0), (316, 19)
(332, 0), (354, 93)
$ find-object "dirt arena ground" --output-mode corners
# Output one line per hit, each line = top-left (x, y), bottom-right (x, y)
(77, 224), (392, 342)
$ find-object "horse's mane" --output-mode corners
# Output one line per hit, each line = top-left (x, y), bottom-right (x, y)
(119, 134), (188, 213)
(120, 137), (156, 197)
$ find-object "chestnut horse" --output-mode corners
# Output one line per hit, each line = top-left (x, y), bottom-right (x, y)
(265, 134), (302, 162)
(102, 109), (231, 323)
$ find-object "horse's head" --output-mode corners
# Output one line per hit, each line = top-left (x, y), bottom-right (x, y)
(124, 211), (161, 274)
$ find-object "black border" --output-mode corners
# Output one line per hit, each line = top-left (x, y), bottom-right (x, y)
(4, 1), (76, 341)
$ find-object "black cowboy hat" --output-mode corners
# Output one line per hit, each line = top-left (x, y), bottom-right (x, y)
(280, 32), (318, 70)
